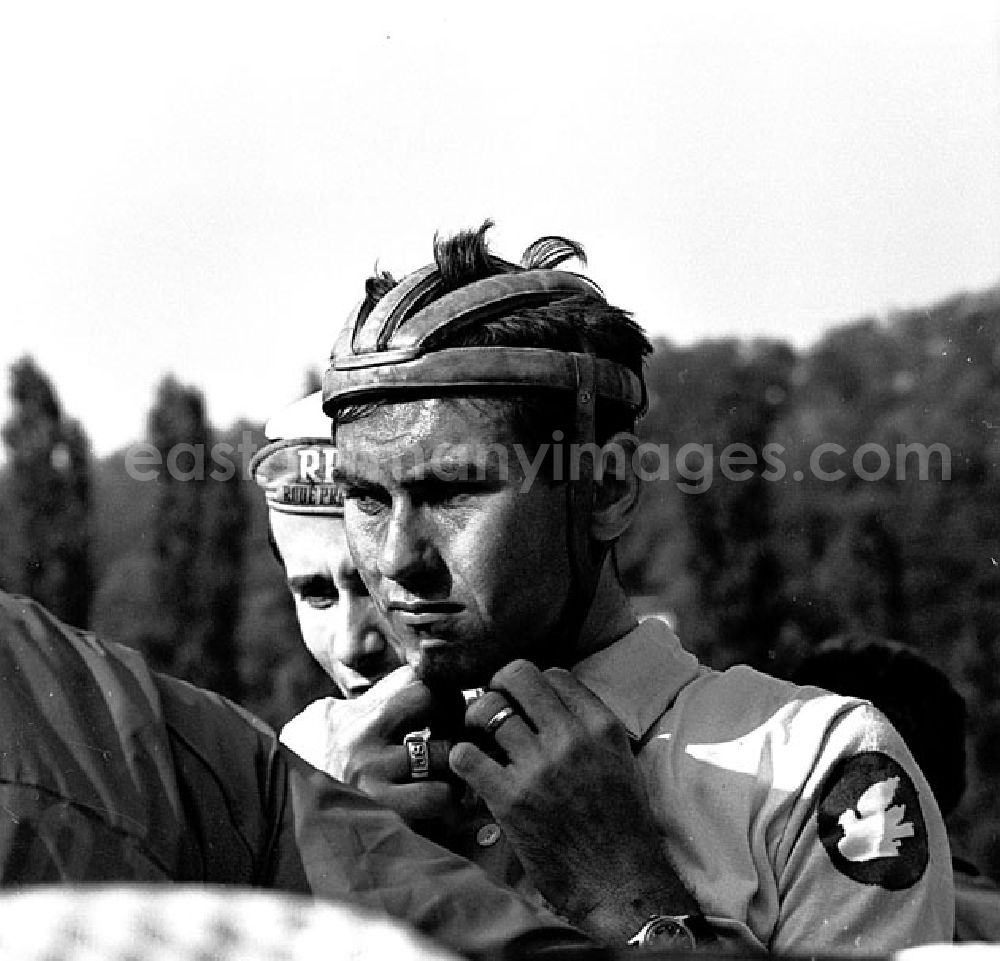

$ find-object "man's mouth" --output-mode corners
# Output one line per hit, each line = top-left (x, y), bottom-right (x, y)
(388, 601), (463, 627)
(340, 666), (393, 698)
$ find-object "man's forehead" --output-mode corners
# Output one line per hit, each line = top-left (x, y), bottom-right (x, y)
(336, 397), (518, 449)
(271, 510), (349, 553)
(334, 398), (523, 484)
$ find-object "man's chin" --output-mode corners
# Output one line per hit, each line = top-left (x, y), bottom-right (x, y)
(412, 650), (489, 695)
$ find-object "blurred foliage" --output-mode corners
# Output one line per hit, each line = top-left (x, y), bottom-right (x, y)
(0, 356), (92, 627)
(85, 378), (333, 722)
(1, 281), (999, 880)
(619, 284), (1000, 881)
(89, 376), (247, 701)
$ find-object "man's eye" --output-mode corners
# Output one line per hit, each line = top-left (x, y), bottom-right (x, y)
(345, 488), (388, 516)
(300, 593), (337, 610)
(419, 481), (482, 509)
(358, 494), (388, 516)
(293, 580), (339, 610)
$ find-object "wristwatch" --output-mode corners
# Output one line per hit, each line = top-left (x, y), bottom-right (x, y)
(627, 913), (714, 950)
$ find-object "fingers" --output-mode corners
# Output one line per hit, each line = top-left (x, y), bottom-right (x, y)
(491, 660), (619, 733)
(458, 691), (531, 800)
(462, 662), (626, 772)
(452, 662), (631, 826)
(355, 666), (437, 740)
(490, 659), (565, 717)
(346, 735), (458, 824)
(449, 740), (508, 802)
(487, 659), (591, 743)
(465, 691), (513, 729)
(365, 664), (419, 703)
(345, 738), (453, 785)
(427, 737), (452, 775)
(464, 690), (532, 753)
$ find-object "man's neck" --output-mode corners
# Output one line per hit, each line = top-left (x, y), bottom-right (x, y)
(570, 560), (638, 664)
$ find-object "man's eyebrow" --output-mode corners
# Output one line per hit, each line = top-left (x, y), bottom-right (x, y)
(333, 458), (506, 486)
(332, 465), (378, 486)
(419, 457), (506, 483)
(403, 450), (511, 483)
(287, 574), (335, 593)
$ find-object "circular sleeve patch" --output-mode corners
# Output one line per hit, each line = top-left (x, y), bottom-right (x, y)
(816, 751), (929, 889)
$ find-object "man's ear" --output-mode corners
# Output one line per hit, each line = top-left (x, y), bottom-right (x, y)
(590, 432), (641, 543)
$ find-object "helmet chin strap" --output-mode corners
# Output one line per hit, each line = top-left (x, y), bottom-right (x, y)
(552, 352), (604, 668)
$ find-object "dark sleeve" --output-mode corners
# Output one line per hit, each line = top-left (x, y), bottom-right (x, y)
(0, 796), (177, 884)
(158, 671), (583, 957)
(0, 592), (189, 883)
(272, 746), (586, 958)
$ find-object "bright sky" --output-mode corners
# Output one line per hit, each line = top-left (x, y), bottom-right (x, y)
(1, 1), (998, 456)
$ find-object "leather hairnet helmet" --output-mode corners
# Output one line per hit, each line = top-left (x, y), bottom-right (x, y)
(322, 233), (644, 648)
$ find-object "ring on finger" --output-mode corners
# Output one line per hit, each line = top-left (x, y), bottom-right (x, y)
(403, 727), (432, 780)
(484, 705), (517, 736)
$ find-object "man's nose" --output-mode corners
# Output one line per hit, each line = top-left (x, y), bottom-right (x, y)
(335, 595), (388, 668)
(377, 501), (438, 589)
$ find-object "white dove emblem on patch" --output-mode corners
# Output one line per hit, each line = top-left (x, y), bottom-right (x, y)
(836, 775), (915, 861)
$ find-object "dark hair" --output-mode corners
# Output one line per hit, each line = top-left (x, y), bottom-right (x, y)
(340, 221), (653, 456)
(790, 634), (967, 817)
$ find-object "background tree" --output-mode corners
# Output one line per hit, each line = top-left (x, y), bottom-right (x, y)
(90, 375), (330, 724)
(139, 376), (245, 698)
(145, 375), (212, 680)
(621, 338), (794, 667)
(0, 356), (92, 627)
(197, 421), (250, 699)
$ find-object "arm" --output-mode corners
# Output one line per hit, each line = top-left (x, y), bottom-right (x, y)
(768, 700), (954, 953)
(449, 659), (708, 945)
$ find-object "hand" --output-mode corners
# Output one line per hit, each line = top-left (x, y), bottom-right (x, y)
(449, 659), (699, 940)
(312, 666), (462, 826)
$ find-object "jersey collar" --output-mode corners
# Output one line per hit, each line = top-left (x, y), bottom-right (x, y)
(572, 617), (702, 741)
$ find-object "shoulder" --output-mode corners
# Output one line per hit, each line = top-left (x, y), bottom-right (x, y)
(0, 590), (277, 779)
(0, 591), (287, 883)
(0, 590), (152, 685)
(0, 590), (167, 768)
(665, 663), (922, 807)
(151, 663), (288, 881)
(650, 659), (953, 950)
(0, 592), (183, 877)
(672, 662), (873, 745)
(154, 670), (280, 795)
